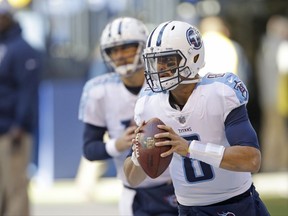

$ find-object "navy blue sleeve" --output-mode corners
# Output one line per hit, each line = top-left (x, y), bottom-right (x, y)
(224, 105), (259, 149)
(83, 123), (112, 161)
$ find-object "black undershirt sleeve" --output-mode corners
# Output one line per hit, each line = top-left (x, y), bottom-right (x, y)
(83, 123), (112, 161)
(224, 105), (259, 149)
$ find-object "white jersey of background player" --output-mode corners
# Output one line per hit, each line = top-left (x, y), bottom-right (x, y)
(124, 21), (270, 216)
(79, 17), (177, 216)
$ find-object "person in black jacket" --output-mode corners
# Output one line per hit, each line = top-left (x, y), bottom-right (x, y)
(0, 7), (41, 215)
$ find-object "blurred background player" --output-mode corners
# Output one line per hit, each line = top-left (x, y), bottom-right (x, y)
(78, 17), (177, 215)
(256, 15), (288, 172)
(124, 20), (270, 216)
(198, 16), (261, 143)
(198, 15), (251, 85)
(0, 4), (41, 216)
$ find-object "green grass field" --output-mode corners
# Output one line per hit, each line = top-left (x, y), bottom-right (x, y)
(263, 197), (288, 216)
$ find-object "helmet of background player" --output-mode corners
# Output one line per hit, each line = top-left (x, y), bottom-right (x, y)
(143, 21), (205, 92)
(100, 17), (149, 76)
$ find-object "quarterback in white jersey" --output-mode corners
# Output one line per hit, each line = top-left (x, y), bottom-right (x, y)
(124, 21), (270, 216)
(79, 17), (177, 216)
(135, 72), (253, 205)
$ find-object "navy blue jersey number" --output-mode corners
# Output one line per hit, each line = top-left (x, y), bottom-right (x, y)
(183, 135), (214, 183)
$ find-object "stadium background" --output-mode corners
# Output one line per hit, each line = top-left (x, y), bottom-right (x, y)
(1, 0), (287, 215)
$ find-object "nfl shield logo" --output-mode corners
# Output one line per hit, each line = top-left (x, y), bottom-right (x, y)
(178, 116), (186, 124)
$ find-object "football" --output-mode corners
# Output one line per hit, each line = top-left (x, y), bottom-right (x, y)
(136, 117), (172, 179)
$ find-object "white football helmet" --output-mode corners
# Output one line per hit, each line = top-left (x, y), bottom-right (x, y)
(100, 17), (149, 76)
(143, 21), (205, 92)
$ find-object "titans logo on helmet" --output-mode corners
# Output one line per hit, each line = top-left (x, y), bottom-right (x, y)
(186, 27), (202, 50)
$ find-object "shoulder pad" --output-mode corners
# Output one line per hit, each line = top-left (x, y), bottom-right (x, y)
(202, 72), (248, 104)
(83, 73), (121, 100)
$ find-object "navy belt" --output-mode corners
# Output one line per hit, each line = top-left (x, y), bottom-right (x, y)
(207, 184), (253, 206)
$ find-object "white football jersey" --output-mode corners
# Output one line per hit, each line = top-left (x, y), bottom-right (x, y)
(79, 73), (171, 187)
(134, 72), (253, 205)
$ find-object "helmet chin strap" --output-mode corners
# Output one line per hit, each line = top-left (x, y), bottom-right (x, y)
(181, 78), (201, 84)
(118, 63), (144, 77)
(116, 64), (135, 76)
(180, 71), (201, 84)
(179, 68), (201, 84)
(117, 48), (144, 77)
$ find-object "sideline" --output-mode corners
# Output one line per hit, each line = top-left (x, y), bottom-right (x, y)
(29, 171), (288, 204)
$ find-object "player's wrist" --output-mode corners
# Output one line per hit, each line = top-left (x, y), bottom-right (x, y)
(187, 140), (225, 168)
(106, 139), (122, 157)
(131, 151), (140, 166)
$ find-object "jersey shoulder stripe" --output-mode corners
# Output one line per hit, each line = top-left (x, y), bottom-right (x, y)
(199, 72), (249, 104)
(138, 86), (158, 98)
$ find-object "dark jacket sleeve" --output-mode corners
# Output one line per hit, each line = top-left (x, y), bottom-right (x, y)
(13, 41), (41, 132)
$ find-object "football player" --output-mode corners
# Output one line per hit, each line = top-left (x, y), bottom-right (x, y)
(78, 17), (177, 216)
(124, 20), (270, 216)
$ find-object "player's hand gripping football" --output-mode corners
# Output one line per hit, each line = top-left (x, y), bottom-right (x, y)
(115, 121), (138, 152)
(154, 124), (189, 157)
(129, 120), (146, 167)
(130, 135), (140, 166)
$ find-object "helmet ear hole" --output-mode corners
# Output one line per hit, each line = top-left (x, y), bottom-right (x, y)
(193, 54), (199, 63)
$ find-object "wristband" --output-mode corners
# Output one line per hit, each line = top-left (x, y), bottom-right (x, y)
(187, 140), (225, 168)
(106, 139), (121, 157)
(131, 151), (140, 166)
